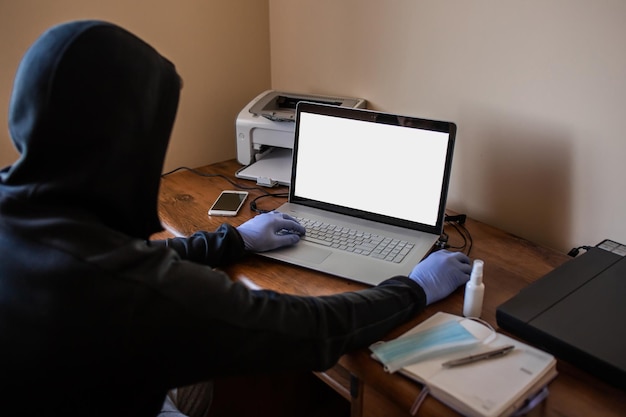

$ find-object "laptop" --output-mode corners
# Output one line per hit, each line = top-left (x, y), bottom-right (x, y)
(497, 239), (626, 389)
(260, 102), (457, 286)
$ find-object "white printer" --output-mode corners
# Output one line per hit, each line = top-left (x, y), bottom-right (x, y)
(235, 90), (366, 186)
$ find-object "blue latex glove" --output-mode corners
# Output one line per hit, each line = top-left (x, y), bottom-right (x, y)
(237, 211), (306, 252)
(409, 250), (472, 305)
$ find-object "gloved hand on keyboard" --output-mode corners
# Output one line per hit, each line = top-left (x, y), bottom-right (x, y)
(237, 211), (306, 252)
(408, 250), (472, 305)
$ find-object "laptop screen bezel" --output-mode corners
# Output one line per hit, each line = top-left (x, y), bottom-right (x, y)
(289, 102), (456, 235)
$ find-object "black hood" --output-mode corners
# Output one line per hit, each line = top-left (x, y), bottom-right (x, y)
(1, 20), (181, 239)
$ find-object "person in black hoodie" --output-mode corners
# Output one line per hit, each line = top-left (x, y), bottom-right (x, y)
(0, 20), (472, 417)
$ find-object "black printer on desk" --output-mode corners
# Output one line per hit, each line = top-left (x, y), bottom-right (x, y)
(497, 239), (626, 389)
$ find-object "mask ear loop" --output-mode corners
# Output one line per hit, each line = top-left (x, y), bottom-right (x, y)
(460, 316), (498, 344)
(409, 386), (430, 415)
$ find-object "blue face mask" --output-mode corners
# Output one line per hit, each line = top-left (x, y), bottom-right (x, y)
(370, 319), (481, 373)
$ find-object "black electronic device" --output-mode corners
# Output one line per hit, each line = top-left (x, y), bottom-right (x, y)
(497, 239), (626, 389)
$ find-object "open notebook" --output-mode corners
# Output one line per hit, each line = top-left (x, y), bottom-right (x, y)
(260, 103), (457, 285)
(371, 312), (558, 417)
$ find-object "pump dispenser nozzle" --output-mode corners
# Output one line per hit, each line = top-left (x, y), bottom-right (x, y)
(470, 260), (484, 285)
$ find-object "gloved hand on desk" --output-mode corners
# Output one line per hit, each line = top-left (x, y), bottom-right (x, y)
(237, 211), (306, 252)
(409, 250), (472, 305)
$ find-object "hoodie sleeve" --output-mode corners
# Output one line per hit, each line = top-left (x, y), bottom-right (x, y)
(127, 251), (428, 386)
(149, 224), (246, 267)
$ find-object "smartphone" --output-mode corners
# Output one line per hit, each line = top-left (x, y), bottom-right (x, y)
(208, 190), (249, 216)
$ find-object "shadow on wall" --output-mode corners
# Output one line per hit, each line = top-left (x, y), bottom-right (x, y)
(457, 109), (573, 251)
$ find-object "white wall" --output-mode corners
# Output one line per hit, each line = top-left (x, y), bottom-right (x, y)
(0, 0), (270, 173)
(3, 1), (625, 253)
(269, 0), (626, 253)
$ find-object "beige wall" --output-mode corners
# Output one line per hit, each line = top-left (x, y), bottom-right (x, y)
(269, 0), (626, 253)
(0, 0), (270, 172)
(2, 1), (625, 254)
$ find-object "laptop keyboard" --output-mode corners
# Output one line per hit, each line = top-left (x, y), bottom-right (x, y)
(295, 217), (414, 263)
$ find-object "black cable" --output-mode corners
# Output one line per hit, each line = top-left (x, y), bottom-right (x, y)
(161, 166), (271, 193)
(443, 213), (473, 256)
(161, 166), (290, 213)
(249, 192), (289, 214)
(567, 245), (591, 257)
(450, 221), (473, 256)
(444, 223), (467, 250)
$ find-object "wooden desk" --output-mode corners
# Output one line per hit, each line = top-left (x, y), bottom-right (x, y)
(156, 159), (626, 417)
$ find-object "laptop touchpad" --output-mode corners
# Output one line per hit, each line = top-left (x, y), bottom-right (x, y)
(279, 244), (332, 264)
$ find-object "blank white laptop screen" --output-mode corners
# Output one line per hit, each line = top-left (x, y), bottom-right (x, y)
(293, 111), (451, 229)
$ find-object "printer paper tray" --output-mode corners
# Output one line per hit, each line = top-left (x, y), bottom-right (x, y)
(235, 148), (292, 187)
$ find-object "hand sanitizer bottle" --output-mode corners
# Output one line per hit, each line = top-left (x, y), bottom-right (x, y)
(463, 259), (485, 318)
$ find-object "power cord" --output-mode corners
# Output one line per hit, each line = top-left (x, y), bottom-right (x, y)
(567, 245), (591, 257)
(440, 213), (473, 255)
(249, 192), (289, 214)
(161, 166), (266, 191)
(161, 166), (289, 213)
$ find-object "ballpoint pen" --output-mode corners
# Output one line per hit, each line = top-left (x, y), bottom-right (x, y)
(441, 345), (515, 368)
